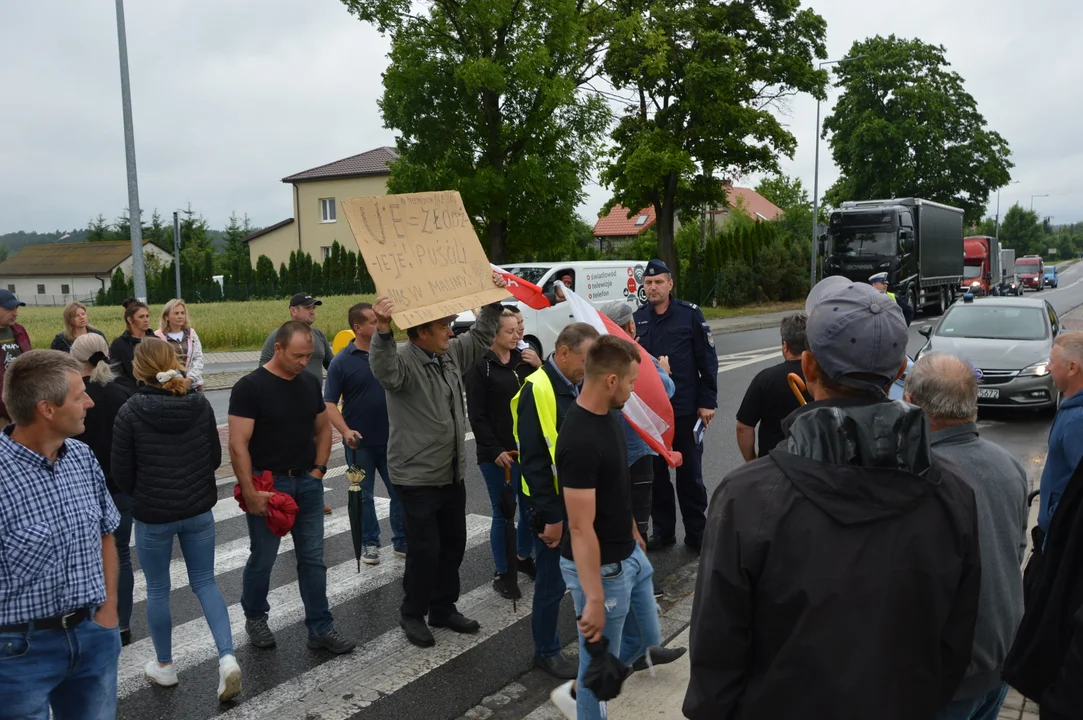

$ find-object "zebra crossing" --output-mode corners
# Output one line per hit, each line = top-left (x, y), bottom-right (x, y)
(114, 446), (584, 720)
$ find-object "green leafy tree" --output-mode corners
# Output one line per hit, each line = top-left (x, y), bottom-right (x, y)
(222, 213), (253, 280)
(822, 36), (1013, 225)
(755, 174), (809, 212)
(999, 204), (1044, 257)
(342, 0), (611, 263)
(87, 214), (111, 242)
(974, 217), (997, 237)
(179, 203), (212, 272)
(599, 0), (827, 282)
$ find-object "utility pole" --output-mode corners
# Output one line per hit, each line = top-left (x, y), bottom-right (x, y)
(173, 211), (182, 298)
(114, 0), (146, 301)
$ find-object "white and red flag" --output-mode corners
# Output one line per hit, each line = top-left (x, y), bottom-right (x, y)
(557, 281), (682, 468)
(490, 264), (551, 310)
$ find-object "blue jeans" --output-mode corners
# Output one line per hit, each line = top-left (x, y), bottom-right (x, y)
(936, 684), (1010, 720)
(344, 443), (406, 550)
(135, 510), (233, 663)
(479, 461), (533, 573)
(532, 533), (565, 658)
(561, 545), (660, 720)
(0, 613), (121, 719)
(111, 492), (134, 631)
(242, 473), (333, 638)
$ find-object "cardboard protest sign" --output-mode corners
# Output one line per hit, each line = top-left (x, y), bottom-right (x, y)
(340, 191), (508, 329)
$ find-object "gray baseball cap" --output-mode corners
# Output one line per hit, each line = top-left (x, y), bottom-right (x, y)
(806, 280), (907, 392)
(599, 299), (636, 328)
(805, 275), (851, 315)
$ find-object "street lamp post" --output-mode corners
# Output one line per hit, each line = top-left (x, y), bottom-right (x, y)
(993, 180), (1020, 238)
(114, 0), (147, 301)
(1031, 194), (1049, 212)
(810, 54), (865, 290)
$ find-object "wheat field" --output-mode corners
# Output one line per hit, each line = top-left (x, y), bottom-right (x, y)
(15, 295), (378, 352)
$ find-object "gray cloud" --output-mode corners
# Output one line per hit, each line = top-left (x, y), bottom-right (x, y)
(2, 0), (1080, 235)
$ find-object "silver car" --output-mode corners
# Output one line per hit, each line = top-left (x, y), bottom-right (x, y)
(916, 296), (1062, 411)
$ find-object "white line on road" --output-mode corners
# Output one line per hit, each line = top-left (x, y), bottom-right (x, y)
(130, 498), (392, 606)
(220, 578), (536, 719)
(117, 514), (491, 698)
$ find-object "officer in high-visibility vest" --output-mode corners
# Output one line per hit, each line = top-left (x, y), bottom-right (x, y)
(869, 272), (914, 326)
(512, 322), (599, 680)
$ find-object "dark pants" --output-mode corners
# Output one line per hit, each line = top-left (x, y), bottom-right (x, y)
(397, 480), (467, 620)
(111, 492), (134, 632)
(0, 613), (121, 719)
(651, 414), (707, 543)
(529, 507), (566, 658)
(629, 455), (654, 538)
(242, 473), (333, 638)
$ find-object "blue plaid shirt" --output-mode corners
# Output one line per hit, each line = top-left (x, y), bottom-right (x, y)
(0, 429), (120, 625)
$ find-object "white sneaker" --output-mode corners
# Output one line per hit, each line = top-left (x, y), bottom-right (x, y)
(550, 679), (577, 720)
(144, 659), (179, 687)
(217, 653), (242, 702)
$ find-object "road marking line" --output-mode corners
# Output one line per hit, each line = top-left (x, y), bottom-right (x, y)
(117, 514), (491, 698)
(219, 578), (536, 719)
(130, 499), (392, 606)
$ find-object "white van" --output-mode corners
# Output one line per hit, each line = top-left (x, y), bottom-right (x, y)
(453, 261), (649, 355)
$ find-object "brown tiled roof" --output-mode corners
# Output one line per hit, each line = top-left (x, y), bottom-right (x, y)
(593, 205), (656, 238)
(0, 241), (156, 277)
(282, 146), (398, 183)
(242, 218), (294, 244)
(725, 186), (783, 221)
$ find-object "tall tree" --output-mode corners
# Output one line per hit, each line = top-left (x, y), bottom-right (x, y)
(222, 212), (252, 271)
(822, 36), (1013, 225)
(599, 0), (827, 280)
(756, 173), (813, 248)
(342, 0), (611, 263)
(179, 203), (212, 273)
(999, 204), (1044, 257)
(87, 214), (111, 242)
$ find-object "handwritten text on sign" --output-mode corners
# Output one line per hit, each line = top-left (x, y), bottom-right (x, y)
(340, 191), (508, 328)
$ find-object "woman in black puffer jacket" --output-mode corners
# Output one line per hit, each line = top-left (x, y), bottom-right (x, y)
(111, 337), (242, 701)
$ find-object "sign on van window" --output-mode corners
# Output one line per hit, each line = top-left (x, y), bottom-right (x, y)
(584, 264), (647, 303)
(340, 191), (508, 329)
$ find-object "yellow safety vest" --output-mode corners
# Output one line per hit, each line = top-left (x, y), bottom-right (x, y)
(886, 291), (897, 301)
(511, 367), (560, 497)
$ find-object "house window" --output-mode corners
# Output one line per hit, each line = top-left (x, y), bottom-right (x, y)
(6, 285), (13, 293)
(320, 198), (337, 223)
(634, 214), (649, 226)
(61, 284), (70, 295)
(37, 284), (46, 295)
(321, 246), (331, 261)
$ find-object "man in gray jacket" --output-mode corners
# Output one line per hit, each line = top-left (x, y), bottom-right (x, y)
(906, 353), (1029, 720)
(371, 272), (507, 648)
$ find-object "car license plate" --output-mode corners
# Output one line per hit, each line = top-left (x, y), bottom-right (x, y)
(977, 388), (1000, 399)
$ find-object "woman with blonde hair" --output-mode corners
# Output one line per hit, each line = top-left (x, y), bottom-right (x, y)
(50, 301), (106, 352)
(153, 298), (205, 391)
(71, 333), (135, 645)
(111, 337), (240, 701)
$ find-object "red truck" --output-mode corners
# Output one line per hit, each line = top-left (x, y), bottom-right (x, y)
(1015, 255), (1045, 291)
(962, 236), (997, 295)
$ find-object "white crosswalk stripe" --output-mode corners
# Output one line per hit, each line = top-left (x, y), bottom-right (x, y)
(117, 513), (491, 699)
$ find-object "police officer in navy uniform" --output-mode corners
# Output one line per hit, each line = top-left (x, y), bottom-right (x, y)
(869, 272), (914, 326)
(633, 259), (718, 552)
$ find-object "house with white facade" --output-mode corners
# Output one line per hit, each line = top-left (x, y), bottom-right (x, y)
(0, 241), (173, 306)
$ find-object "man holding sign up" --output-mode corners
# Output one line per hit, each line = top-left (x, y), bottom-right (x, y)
(370, 281), (506, 648)
(341, 191), (519, 648)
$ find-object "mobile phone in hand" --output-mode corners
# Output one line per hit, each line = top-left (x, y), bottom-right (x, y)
(693, 418), (705, 445)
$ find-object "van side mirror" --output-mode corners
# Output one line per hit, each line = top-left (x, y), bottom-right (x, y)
(919, 325), (932, 338)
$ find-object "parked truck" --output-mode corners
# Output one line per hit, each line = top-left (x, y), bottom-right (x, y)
(821, 197), (965, 315)
(962, 236), (998, 295)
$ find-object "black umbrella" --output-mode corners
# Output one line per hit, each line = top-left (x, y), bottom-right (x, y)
(347, 463), (366, 572)
(500, 451), (520, 609)
(582, 635), (629, 702)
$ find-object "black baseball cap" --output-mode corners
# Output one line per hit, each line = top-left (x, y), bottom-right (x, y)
(644, 259), (671, 277)
(289, 293), (322, 308)
(0, 289), (25, 310)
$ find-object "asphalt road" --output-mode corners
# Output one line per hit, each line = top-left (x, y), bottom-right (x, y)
(122, 267), (1081, 720)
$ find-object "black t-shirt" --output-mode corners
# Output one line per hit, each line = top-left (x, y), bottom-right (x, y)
(736, 358), (805, 457)
(556, 404), (635, 565)
(228, 366), (325, 472)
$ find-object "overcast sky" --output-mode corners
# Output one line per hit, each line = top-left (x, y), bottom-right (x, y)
(2, 0), (1081, 235)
